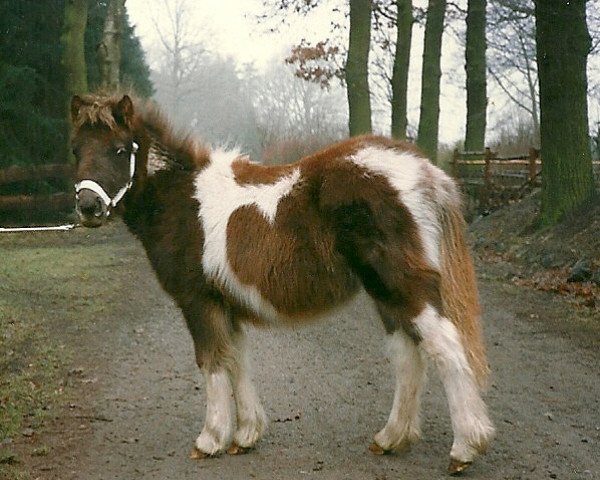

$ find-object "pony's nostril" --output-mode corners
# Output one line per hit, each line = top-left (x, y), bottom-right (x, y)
(80, 201), (96, 216)
(93, 197), (104, 217)
(78, 194), (104, 218)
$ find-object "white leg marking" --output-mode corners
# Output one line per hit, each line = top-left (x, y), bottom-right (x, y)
(231, 335), (267, 448)
(195, 369), (234, 455)
(374, 329), (426, 451)
(415, 305), (495, 463)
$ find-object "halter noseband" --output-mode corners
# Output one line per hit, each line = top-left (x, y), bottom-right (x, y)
(75, 142), (139, 215)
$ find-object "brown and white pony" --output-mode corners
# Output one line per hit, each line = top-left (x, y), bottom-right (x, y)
(70, 94), (494, 474)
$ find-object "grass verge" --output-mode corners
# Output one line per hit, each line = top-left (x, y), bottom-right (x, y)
(0, 223), (134, 479)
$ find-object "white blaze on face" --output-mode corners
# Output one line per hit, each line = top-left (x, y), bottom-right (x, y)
(351, 147), (443, 270)
(193, 149), (301, 320)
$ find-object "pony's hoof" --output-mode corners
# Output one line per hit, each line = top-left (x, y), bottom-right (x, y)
(368, 442), (390, 456)
(189, 447), (212, 460)
(227, 442), (252, 455)
(448, 457), (472, 475)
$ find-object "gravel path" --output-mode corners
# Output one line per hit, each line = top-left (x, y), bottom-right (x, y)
(25, 226), (600, 480)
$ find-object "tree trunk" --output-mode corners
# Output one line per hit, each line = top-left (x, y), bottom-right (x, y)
(535, 0), (594, 225)
(97, 0), (125, 91)
(346, 0), (372, 136)
(61, 0), (88, 163)
(417, 0), (446, 163)
(464, 0), (487, 152)
(391, 0), (413, 140)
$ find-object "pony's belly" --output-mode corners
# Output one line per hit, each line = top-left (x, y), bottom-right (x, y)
(220, 255), (360, 324)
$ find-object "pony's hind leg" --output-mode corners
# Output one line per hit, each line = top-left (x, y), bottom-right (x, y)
(414, 304), (495, 473)
(325, 199), (437, 456)
(227, 330), (267, 454)
(370, 321), (426, 455)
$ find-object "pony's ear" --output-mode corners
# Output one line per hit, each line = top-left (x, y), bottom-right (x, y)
(71, 95), (84, 123)
(113, 95), (134, 128)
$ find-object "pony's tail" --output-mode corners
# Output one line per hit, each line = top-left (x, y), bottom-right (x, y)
(438, 200), (490, 390)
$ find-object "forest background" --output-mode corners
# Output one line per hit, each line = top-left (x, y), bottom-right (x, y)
(0, 0), (598, 225)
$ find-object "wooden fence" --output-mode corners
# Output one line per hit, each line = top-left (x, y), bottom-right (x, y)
(452, 148), (600, 212)
(0, 163), (74, 214)
(451, 147), (542, 211)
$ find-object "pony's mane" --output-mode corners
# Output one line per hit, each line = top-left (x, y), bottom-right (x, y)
(73, 93), (210, 171)
(72, 93), (123, 132)
(139, 101), (211, 171)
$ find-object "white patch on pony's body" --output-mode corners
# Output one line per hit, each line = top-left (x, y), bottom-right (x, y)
(414, 304), (494, 463)
(247, 168), (301, 223)
(194, 149), (301, 321)
(195, 369), (234, 455)
(351, 147), (443, 269)
(352, 147), (423, 192)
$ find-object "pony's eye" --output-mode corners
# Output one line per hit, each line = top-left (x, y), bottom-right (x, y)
(116, 147), (127, 156)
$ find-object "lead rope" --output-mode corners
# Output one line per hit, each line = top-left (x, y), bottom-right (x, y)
(0, 224), (78, 233)
(74, 142), (139, 216)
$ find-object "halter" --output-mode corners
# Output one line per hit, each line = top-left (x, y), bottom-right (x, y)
(75, 142), (139, 215)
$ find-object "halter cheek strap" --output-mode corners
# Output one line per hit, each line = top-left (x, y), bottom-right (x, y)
(75, 142), (139, 215)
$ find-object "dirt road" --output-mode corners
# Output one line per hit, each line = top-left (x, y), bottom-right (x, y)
(11, 223), (600, 479)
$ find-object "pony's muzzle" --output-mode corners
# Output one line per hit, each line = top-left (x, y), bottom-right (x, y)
(76, 189), (108, 227)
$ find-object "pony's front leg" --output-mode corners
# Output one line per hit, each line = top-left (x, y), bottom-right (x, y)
(227, 331), (267, 454)
(184, 299), (237, 459)
(191, 368), (235, 458)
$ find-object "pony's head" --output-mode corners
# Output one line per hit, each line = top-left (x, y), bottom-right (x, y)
(71, 94), (139, 227)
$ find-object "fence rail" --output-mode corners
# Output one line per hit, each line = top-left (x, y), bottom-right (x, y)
(0, 163), (74, 216)
(0, 164), (74, 185)
(451, 147), (600, 212)
(452, 147), (543, 211)
(0, 192), (74, 211)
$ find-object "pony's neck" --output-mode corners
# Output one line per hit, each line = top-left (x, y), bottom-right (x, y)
(122, 112), (212, 233)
